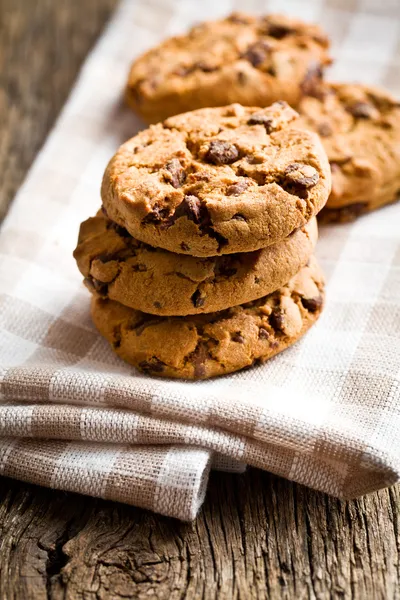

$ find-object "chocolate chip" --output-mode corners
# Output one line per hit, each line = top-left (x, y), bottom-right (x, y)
(258, 327), (269, 340)
(242, 41), (271, 67)
(247, 113), (275, 133)
(191, 290), (205, 308)
(132, 263), (147, 272)
(301, 296), (323, 313)
(205, 140), (239, 165)
(237, 71), (247, 85)
(192, 343), (209, 379)
(264, 23), (293, 38)
(254, 276), (261, 284)
(171, 195), (202, 224)
(269, 309), (284, 332)
(214, 257), (237, 278)
(269, 340), (279, 349)
(317, 122), (333, 137)
(180, 242), (190, 251)
(194, 61), (217, 72)
(110, 222), (131, 238)
(138, 358), (165, 374)
(142, 203), (170, 224)
(284, 163), (319, 188)
(84, 277), (108, 297)
(346, 101), (377, 119)
(301, 62), (323, 98)
(226, 181), (249, 196)
(231, 332), (245, 343)
(232, 213), (247, 221)
(164, 158), (186, 188)
(154, 301), (162, 309)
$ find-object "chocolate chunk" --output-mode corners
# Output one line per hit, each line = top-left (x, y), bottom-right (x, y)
(194, 61), (217, 72)
(301, 62), (323, 98)
(317, 122), (333, 137)
(247, 113), (274, 132)
(269, 340), (279, 349)
(346, 101), (377, 119)
(164, 158), (186, 188)
(264, 23), (293, 38)
(231, 332), (245, 343)
(172, 195), (202, 224)
(192, 343), (209, 379)
(269, 309), (284, 332)
(237, 71), (247, 85)
(132, 263), (147, 272)
(226, 181), (249, 196)
(242, 41), (272, 67)
(301, 295), (323, 313)
(258, 327), (270, 340)
(232, 213), (247, 221)
(191, 290), (205, 308)
(205, 140), (239, 165)
(110, 222), (131, 238)
(284, 163), (319, 188)
(214, 257), (237, 278)
(254, 276), (261, 284)
(84, 277), (108, 297)
(142, 203), (170, 224)
(138, 358), (165, 374)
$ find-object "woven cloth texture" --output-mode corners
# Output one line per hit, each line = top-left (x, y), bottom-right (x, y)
(1, 0), (400, 520)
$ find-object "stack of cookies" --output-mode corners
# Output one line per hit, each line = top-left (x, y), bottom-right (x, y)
(74, 102), (331, 379)
(75, 10), (400, 379)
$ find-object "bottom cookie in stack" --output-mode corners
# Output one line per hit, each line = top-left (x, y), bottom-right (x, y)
(90, 256), (324, 380)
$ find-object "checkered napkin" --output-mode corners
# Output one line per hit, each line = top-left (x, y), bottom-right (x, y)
(1, 0), (400, 520)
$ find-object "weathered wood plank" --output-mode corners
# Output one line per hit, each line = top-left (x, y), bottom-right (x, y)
(0, 473), (399, 599)
(0, 1), (399, 599)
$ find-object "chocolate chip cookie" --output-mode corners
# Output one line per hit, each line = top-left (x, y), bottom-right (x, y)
(91, 257), (324, 380)
(74, 211), (318, 316)
(101, 103), (331, 257)
(297, 83), (400, 223)
(126, 12), (331, 123)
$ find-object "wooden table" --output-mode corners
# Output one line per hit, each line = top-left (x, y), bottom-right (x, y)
(0, 2), (399, 598)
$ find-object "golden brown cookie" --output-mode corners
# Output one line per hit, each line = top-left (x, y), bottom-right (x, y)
(101, 103), (331, 257)
(91, 257), (324, 380)
(297, 83), (400, 223)
(126, 12), (331, 123)
(74, 211), (318, 316)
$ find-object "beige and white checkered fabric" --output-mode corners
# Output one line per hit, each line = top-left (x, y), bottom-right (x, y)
(1, 0), (400, 520)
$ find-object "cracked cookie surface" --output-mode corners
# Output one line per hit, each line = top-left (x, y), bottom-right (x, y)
(91, 257), (325, 380)
(126, 12), (331, 123)
(74, 211), (318, 316)
(101, 103), (330, 256)
(297, 83), (400, 223)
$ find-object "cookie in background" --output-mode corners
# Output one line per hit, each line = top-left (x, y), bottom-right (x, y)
(126, 12), (331, 123)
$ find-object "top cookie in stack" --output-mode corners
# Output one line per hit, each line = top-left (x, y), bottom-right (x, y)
(75, 101), (331, 379)
(126, 12), (331, 123)
(101, 102), (330, 256)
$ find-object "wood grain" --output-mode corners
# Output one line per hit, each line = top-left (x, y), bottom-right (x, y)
(0, 1), (399, 599)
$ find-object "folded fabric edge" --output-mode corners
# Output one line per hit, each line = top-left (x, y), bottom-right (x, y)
(0, 437), (212, 521)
